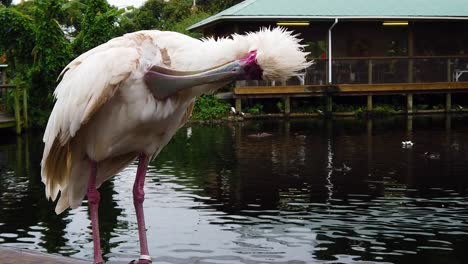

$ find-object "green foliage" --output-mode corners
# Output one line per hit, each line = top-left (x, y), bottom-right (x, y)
(166, 11), (210, 38)
(196, 0), (243, 13)
(276, 100), (284, 112)
(72, 0), (123, 56)
(1, 0), (243, 127)
(1, 0), (12, 7)
(29, 0), (72, 127)
(246, 103), (263, 115)
(192, 95), (230, 120)
(0, 7), (35, 67)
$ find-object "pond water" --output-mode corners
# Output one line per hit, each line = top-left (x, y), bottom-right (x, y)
(1, 116), (468, 264)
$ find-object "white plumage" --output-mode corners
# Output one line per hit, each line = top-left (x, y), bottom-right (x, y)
(41, 27), (309, 263)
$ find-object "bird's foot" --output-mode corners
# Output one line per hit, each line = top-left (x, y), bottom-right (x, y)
(129, 260), (151, 264)
(129, 255), (152, 264)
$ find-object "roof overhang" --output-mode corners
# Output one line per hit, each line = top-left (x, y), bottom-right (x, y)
(188, 15), (468, 31)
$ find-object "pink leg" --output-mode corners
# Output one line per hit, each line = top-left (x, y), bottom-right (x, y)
(130, 153), (152, 264)
(87, 161), (104, 264)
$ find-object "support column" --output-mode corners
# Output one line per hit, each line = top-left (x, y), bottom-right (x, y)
(447, 58), (452, 82)
(14, 86), (21, 134)
(235, 98), (242, 113)
(367, 95), (373, 112)
(325, 96), (333, 115)
(408, 23), (414, 83)
(284, 96), (291, 115)
(446, 93), (452, 113)
(2, 67), (6, 108)
(368, 59), (373, 84)
(406, 94), (413, 114)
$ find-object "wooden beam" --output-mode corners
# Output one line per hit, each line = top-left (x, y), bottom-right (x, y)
(407, 94), (413, 114)
(234, 82), (468, 95)
(14, 86), (21, 134)
(23, 88), (28, 128)
(408, 24), (414, 83)
(325, 96), (333, 114)
(235, 98), (242, 113)
(284, 96), (290, 115)
(368, 59), (373, 84)
(367, 95), (373, 111)
(446, 93), (452, 112)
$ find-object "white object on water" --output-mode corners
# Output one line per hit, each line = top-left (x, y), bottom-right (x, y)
(402, 141), (414, 148)
(230, 107), (236, 114)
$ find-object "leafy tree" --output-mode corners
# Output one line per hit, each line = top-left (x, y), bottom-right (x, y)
(1, 0), (12, 7)
(72, 0), (123, 56)
(196, 0), (243, 13)
(167, 10), (210, 38)
(0, 7), (35, 68)
(29, 0), (72, 126)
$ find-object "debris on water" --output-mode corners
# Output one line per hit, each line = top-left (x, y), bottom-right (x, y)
(402, 140), (414, 148)
(450, 143), (460, 150)
(248, 132), (272, 138)
(294, 133), (306, 139)
(424, 152), (441, 160)
(334, 163), (352, 172)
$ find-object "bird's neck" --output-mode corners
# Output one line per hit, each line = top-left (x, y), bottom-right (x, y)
(198, 36), (251, 69)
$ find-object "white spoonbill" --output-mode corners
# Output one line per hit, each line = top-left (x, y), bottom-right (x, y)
(41, 28), (309, 264)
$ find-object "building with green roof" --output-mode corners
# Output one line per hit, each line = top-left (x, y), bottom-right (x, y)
(190, 0), (468, 85)
(189, 0), (468, 115)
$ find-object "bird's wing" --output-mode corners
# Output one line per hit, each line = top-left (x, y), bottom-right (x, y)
(42, 44), (140, 200)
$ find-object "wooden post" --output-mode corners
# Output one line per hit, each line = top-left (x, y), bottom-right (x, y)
(446, 93), (452, 113)
(2, 67), (6, 108)
(408, 24), (414, 83)
(367, 95), (373, 111)
(368, 59), (373, 84)
(235, 98), (242, 113)
(23, 88), (28, 128)
(407, 115), (413, 132)
(14, 86), (21, 134)
(406, 94), (413, 114)
(325, 95), (333, 115)
(447, 58), (452, 82)
(284, 96), (291, 115)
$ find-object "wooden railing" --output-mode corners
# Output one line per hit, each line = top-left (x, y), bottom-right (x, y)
(0, 66), (28, 134)
(237, 55), (468, 86)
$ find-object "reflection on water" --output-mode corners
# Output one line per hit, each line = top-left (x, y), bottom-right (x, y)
(1, 115), (468, 264)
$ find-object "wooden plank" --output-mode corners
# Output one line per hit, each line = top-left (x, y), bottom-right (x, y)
(0, 110), (16, 129)
(234, 82), (468, 96)
(0, 246), (88, 264)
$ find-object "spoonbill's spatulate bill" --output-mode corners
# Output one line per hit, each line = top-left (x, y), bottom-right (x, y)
(41, 28), (310, 264)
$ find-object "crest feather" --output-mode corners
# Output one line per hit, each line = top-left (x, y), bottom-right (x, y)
(235, 27), (311, 81)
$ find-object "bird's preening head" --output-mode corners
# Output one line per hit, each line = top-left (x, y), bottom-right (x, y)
(235, 27), (312, 81)
(238, 50), (263, 80)
(144, 27), (310, 100)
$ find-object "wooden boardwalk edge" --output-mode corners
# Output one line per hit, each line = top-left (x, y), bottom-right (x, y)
(234, 81), (468, 96)
(0, 246), (88, 264)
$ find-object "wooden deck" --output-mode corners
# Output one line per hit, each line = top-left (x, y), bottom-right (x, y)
(0, 246), (87, 264)
(0, 110), (15, 129)
(234, 81), (468, 97)
(232, 81), (468, 114)
(0, 84), (27, 133)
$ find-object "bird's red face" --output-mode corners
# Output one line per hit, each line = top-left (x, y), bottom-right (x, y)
(238, 50), (263, 80)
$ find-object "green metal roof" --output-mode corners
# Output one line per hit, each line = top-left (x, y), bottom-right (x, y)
(188, 0), (468, 30)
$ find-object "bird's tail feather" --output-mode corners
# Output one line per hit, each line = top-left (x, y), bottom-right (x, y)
(41, 138), (72, 202)
(54, 151), (138, 214)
